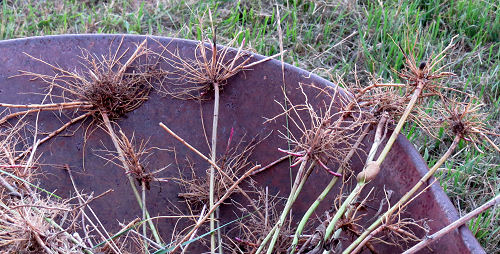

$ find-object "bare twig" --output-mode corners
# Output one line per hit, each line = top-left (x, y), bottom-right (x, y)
(402, 193), (500, 254)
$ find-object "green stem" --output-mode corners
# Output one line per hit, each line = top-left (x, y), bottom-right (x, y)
(255, 179), (308, 254)
(375, 81), (424, 165)
(210, 82), (220, 253)
(290, 126), (369, 253)
(322, 115), (389, 243)
(323, 181), (365, 242)
(342, 135), (460, 254)
(142, 180), (148, 253)
(255, 159), (312, 254)
(265, 160), (315, 254)
(255, 226), (276, 254)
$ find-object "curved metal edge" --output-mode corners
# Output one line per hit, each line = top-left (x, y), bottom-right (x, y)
(0, 34), (485, 253)
(396, 136), (485, 254)
(0, 33), (330, 88)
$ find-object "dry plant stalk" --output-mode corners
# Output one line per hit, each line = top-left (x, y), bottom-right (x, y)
(402, 193), (499, 254)
(155, 11), (282, 252)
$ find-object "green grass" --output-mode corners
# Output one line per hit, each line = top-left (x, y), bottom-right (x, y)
(1, 0), (498, 252)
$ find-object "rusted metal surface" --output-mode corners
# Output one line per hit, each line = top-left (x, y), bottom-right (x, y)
(0, 35), (483, 253)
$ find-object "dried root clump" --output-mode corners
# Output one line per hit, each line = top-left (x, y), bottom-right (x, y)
(442, 98), (497, 145)
(155, 12), (280, 101)
(77, 47), (153, 119)
(17, 37), (155, 120)
(394, 36), (457, 97)
(382, 217), (429, 250)
(329, 72), (410, 127)
(269, 83), (361, 176)
(421, 96), (500, 152)
(156, 31), (253, 100)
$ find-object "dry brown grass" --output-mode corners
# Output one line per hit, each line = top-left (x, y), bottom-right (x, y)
(228, 186), (294, 254)
(174, 132), (263, 211)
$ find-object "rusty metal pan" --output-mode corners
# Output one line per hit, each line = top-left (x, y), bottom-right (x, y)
(0, 34), (484, 253)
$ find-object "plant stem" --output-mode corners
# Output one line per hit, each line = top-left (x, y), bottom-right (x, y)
(290, 126), (370, 253)
(342, 135), (461, 254)
(101, 112), (162, 245)
(402, 193), (500, 254)
(159, 122), (265, 221)
(264, 160), (315, 254)
(255, 161), (314, 254)
(350, 224), (385, 254)
(142, 180), (148, 253)
(254, 225), (276, 254)
(210, 82), (220, 253)
(16, 112), (92, 161)
(375, 81), (424, 165)
(322, 115), (388, 244)
(0, 174), (22, 198)
(181, 205), (206, 254)
(323, 180), (365, 243)
(39, 209), (94, 254)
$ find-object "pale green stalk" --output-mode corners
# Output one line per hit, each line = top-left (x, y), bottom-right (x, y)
(142, 180), (148, 253)
(342, 135), (460, 254)
(264, 160), (315, 254)
(374, 81), (424, 165)
(322, 81), (424, 249)
(322, 181), (365, 245)
(255, 226), (275, 254)
(322, 114), (388, 244)
(209, 82), (220, 253)
(290, 126), (369, 253)
(255, 179), (308, 254)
